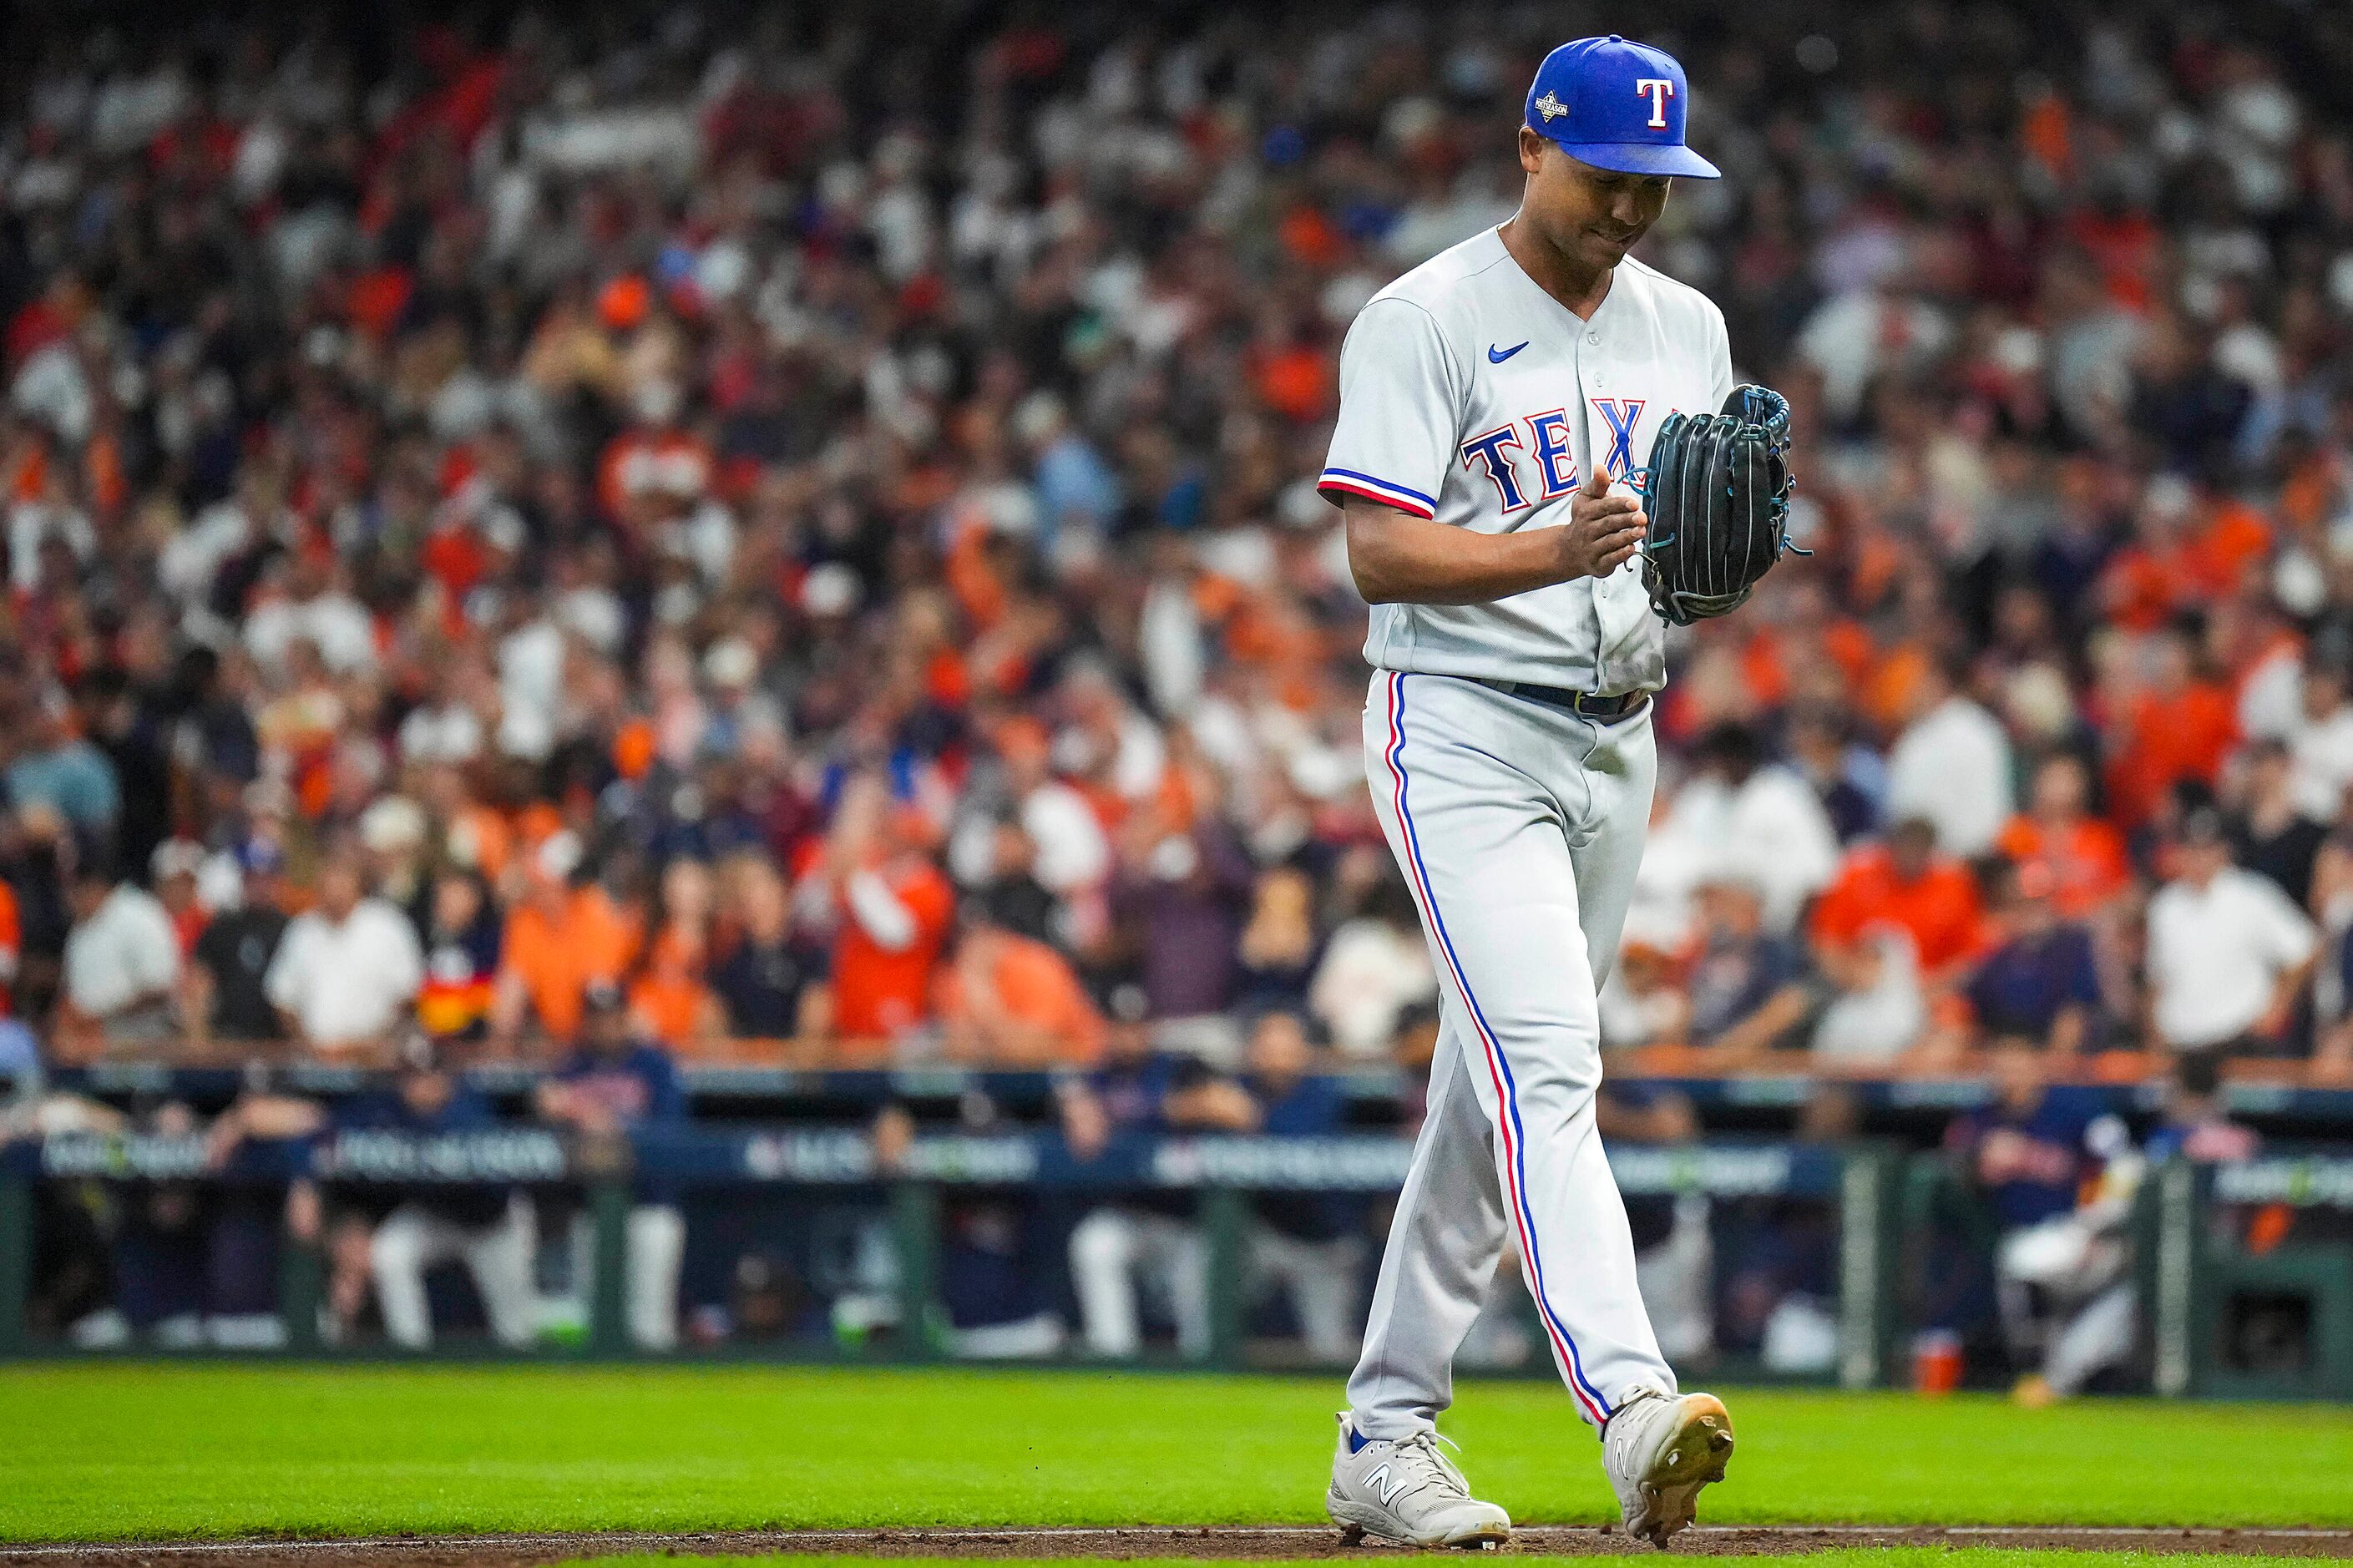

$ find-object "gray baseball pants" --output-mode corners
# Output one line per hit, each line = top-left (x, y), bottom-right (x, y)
(1349, 670), (1675, 1435)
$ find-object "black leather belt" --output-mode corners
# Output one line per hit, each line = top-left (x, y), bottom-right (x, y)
(1474, 679), (1652, 721)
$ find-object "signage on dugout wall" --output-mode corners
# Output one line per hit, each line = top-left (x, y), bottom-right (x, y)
(3, 1127), (1843, 1196)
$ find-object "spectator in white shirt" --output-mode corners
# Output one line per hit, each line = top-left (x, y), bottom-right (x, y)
(1885, 658), (2014, 859)
(265, 846), (425, 1057)
(1652, 725), (1840, 937)
(999, 716), (1111, 896)
(1309, 878), (1437, 1058)
(2285, 645), (2353, 822)
(242, 555), (378, 678)
(1809, 926), (1928, 1069)
(2145, 807), (2320, 1056)
(59, 862), (180, 1050)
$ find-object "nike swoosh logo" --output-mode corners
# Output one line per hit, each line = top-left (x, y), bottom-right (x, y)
(1488, 341), (1529, 363)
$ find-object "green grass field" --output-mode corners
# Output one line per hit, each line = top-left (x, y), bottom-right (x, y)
(0, 1363), (2346, 1545)
(572, 1560), (2333, 1568)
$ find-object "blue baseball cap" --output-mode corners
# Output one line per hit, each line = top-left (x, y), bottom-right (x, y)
(1524, 35), (1720, 180)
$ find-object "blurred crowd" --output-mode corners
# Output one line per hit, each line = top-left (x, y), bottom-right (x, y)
(4, 0), (2353, 1095)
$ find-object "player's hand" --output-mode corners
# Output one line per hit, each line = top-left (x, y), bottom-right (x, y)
(1556, 467), (1647, 581)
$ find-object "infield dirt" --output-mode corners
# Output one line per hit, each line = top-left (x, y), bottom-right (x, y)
(8, 1527), (2353, 1567)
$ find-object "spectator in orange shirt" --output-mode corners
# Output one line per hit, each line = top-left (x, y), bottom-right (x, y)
(2183, 490), (2270, 598)
(1996, 753), (2132, 919)
(936, 909), (1106, 1066)
(2096, 478), (2203, 633)
(2096, 469), (2270, 630)
(1810, 817), (1988, 984)
(628, 949), (721, 1051)
(2103, 628), (2237, 829)
(824, 776), (954, 1055)
(628, 857), (722, 1050)
(491, 830), (640, 1050)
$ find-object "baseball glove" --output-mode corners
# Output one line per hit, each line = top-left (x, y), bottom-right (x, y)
(1636, 384), (1805, 625)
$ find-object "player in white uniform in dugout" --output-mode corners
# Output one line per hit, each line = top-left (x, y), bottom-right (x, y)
(1319, 34), (1748, 1550)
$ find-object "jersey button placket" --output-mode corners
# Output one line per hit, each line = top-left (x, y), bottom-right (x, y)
(1566, 334), (1611, 691)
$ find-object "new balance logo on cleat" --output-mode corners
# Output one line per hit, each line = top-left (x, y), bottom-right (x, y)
(1327, 1414), (1510, 1550)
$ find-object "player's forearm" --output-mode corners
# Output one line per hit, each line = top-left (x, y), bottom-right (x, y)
(2316, 1021), (2353, 1081)
(1344, 501), (1574, 604)
(1713, 986), (1811, 1066)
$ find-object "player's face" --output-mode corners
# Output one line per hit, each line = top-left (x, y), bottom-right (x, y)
(1518, 132), (1671, 271)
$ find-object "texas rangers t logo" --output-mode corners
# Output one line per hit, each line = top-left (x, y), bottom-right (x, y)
(1635, 78), (1674, 128)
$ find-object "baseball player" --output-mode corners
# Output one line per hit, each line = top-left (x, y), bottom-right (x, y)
(1320, 36), (1751, 1549)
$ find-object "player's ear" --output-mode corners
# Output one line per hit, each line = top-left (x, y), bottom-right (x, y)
(1518, 127), (1546, 176)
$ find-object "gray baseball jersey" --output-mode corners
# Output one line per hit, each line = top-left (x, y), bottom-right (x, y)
(1319, 226), (1734, 695)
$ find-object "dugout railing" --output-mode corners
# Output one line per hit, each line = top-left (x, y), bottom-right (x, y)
(4, 1125), (2350, 1396)
(0, 1127), (1894, 1380)
(18, 1061), (2353, 1127)
(2146, 1152), (2353, 1399)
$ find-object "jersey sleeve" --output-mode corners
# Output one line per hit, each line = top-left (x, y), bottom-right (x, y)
(1318, 297), (1459, 521)
(1705, 301), (1736, 411)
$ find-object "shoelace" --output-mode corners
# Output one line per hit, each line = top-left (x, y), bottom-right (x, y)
(1606, 1390), (1665, 1474)
(1381, 1430), (1472, 1503)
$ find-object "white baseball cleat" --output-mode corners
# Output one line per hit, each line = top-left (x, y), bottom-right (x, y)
(1602, 1388), (1735, 1547)
(1328, 1413), (1512, 1549)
